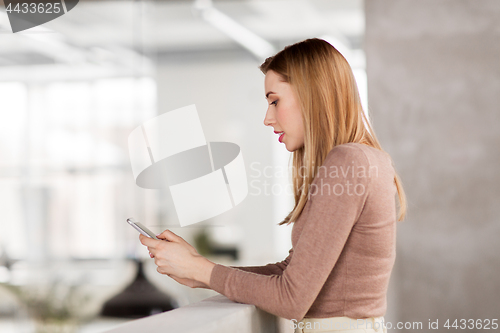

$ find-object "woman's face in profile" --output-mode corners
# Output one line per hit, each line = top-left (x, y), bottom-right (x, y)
(263, 70), (305, 152)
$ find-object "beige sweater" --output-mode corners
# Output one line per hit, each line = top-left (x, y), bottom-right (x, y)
(210, 143), (397, 321)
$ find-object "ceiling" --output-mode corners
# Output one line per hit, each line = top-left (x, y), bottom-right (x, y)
(0, 0), (364, 81)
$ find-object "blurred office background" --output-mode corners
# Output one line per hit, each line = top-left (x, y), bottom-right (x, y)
(0, 0), (498, 332)
(0, 0), (365, 332)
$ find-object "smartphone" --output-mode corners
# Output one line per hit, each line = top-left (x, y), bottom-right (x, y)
(127, 218), (159, 240)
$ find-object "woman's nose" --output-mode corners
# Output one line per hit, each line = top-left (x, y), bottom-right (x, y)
(263, 108), (274, 127)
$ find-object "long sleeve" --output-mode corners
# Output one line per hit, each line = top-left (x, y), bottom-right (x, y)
(209, 144), (373, 321)
(230, 248), (293, 276)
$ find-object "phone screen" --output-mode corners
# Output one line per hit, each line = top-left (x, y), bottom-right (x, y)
(127, 218), (159, 240)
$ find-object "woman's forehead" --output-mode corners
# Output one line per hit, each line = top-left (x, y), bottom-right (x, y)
(265, 71), (288, 93)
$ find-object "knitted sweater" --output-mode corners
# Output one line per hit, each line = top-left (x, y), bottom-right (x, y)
(210, 143), (397, 321)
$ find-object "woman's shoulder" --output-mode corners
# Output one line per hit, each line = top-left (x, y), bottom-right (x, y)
(325, 142), (369, 164)
(325, 143), (392, 169)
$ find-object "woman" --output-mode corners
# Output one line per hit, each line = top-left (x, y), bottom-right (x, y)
(140, 38), (407, 333)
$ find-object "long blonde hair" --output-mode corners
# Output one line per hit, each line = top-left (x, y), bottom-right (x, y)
(259, 38), (407, 225)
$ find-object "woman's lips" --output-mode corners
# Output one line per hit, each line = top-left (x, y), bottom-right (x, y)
(278, 133), (285, 143)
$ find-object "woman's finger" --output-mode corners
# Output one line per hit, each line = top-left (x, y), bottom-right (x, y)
(156, 229), (183, 243)
(147, 246), (159, 256)
(139, 234), (160, 248)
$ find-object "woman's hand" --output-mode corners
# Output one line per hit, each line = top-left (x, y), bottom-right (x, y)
(139, 230), (215, 289)
(167, 275), (210, 289)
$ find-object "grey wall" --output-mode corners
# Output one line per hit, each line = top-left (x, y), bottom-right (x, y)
(365, 1), (500, 331)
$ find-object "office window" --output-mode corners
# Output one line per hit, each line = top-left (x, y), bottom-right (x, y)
(0, 78), (156, 260)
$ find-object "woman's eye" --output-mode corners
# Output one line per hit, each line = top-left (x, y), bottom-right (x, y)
(270, 100), (278, 106)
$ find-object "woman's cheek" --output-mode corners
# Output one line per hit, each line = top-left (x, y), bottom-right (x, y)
(275, 109), (284, 125)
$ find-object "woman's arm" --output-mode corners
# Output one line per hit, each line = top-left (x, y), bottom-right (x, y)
(229, 248), (293, 276)
(141, 233), (293, 290)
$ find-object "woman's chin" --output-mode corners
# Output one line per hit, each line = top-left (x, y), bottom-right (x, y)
(284, 141), (304, 152)
(284, 142), (296, 152)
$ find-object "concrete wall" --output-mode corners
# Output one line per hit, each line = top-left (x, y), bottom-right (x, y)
(365, 1), (500, 331)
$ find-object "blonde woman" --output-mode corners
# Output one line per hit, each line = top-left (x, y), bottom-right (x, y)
(140, 38), (407, 333)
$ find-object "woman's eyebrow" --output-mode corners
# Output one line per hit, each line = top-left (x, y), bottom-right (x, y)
(265, 91), (276, 99)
